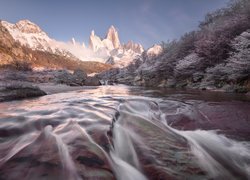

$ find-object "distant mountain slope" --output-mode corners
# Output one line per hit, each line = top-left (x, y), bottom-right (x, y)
(1, 20), (144, 68)
(0, 22), (111, 73)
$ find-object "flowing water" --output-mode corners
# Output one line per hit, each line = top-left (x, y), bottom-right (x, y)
(0, 85), (250, 180)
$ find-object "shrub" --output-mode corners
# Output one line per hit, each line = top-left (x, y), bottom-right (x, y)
(195, 0), (250, 65)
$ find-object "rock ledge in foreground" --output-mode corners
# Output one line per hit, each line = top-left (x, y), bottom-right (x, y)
(0, 83), (47, 102)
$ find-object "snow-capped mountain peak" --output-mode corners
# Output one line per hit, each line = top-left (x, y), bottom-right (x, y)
(1, 20), (87, 59)
(88, 25), (144, 67)
(1, 19), (145, 68)
(15, 19), (44, 34)
(106, 25), (120, 49)
(1, 20), (52, 51)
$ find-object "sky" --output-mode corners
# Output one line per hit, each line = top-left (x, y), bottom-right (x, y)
(0, 0), (230, 48)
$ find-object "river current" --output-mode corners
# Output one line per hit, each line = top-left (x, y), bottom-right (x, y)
(0, 85), (249, 180)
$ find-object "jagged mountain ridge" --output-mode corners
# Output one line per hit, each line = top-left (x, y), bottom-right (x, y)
(1, 19), (144, 67)
(88, 25), (144, 67)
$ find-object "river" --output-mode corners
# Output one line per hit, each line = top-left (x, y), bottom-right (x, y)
(0, 85), (249, 180)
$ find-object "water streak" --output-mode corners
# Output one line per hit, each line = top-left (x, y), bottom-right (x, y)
(0, 86), (249, 179)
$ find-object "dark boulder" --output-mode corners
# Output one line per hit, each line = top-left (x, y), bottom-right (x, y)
(73, 69), (87, 83)
(85, 77), (101, 86)
(0, 83), (46, 102)
(55, 70), (73, 85)
(55, 69), (88, 86)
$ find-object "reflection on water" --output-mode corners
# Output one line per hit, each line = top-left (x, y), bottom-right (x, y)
(0, 85), (249, 180)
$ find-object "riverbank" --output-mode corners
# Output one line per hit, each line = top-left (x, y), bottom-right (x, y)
(0, 81), (90, 102)
(1, 67), (250, 103)
(0, 68), (102, 102)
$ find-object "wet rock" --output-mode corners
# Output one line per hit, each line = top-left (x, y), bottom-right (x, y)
(76, 155), (104, 167)
(119, 106), (207, 179)
(167, 101), (250, 140)
(0, 83), (46, 102)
